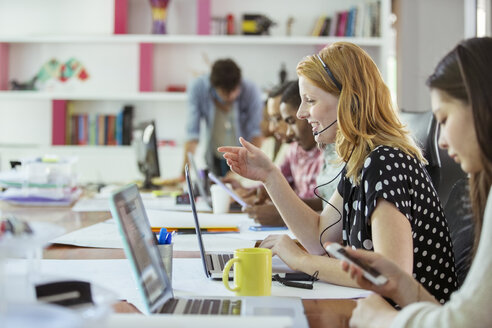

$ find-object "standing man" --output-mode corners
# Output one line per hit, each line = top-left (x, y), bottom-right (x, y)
(184, 59), (263, 176)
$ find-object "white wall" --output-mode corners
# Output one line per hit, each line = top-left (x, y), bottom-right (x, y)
(396, 0), (466, 112)
(0, 0), (114, 36)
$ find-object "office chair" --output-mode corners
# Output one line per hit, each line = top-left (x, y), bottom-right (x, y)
(443, 177), (474, 287)
(399, 110), (441, 191)
(437, 136), (467, 205)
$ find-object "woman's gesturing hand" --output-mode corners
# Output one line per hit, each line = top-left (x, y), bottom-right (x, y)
(218, 137), (276, 183)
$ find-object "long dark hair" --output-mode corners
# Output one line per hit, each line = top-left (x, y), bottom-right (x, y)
(427, 37), (492, 253)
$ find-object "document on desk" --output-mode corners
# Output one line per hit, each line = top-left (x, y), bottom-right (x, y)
(72, 196), (211, 212)
(146, 210), (250, 229)
(51, 219), (255, 251)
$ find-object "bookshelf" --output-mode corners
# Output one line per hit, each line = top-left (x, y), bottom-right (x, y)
(0, 0), (391, 183)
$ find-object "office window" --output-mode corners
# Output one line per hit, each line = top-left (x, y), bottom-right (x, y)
(476, 0), (491, 36)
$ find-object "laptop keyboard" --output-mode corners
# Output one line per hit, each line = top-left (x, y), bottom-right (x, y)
(206, 253), (233, 271)
(162, 298), (241, 315)
(217, 253), (233, 270)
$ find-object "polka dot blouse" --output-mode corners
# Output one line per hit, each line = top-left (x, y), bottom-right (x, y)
(337, 146), (458, 304)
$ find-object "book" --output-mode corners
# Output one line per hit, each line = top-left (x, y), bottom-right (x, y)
(346, 7), (357, 37)
(311, 15), (327, 36)
(65, 102), (74, 145)
(71, 115), (78, 146)
(354, 3), (365, 37)
(52, 100), (67, 146)
(122, 105), (134, 145)
(88, 113), (96, 145)
(107, 115), (116, 146)
(329, 13), (338, 36)
(336, 11), (348, 37)
(78, 114), (88, 145)
(98, 115), (105, 145)
(320, 17), (331, 36)
(374, 0), (381, 37)
(116, 110), (123, 146)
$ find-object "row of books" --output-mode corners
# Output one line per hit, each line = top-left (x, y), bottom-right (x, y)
(311, 1), (381, 37)
(65, 105), (134, 146)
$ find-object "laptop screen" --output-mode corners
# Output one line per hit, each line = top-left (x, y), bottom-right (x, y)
(187, 152), (211, 205)
(110, 184), (172, 313)
(185, 164), (211, 278)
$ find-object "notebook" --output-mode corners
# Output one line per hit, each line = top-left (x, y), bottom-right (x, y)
(185, 164), (313, 281)
(109, 183), (308, 327)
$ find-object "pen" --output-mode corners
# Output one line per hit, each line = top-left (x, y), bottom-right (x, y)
(157, 228), (168, 244)
(165, 231), (176, 244)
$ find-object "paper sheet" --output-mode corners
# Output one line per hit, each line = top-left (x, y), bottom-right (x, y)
(52, 209), (296, 250)
(52, 219), (255, 251)
(146, 210), (250, 229)
(6, 259), (370, 314)
(73, 196), (211, 213)
(173, 259), (371, 300)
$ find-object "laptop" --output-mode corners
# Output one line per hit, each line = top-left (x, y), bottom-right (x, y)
(109, 184), (308, 327)
(185, 165), (312, 281)
(187, 152), (212, 209)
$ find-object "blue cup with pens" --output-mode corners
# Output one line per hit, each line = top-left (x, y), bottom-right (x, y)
(157, 228), (174, 282)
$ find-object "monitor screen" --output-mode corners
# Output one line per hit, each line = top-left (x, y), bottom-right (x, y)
(133, 121), (160, 189)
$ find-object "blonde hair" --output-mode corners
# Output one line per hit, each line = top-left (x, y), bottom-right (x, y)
(297, 42), (426, 184)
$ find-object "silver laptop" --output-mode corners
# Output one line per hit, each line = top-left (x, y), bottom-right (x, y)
(185, 165), (312, 281)
(187, 152), (212, 210)
(109, 184), (308, 327)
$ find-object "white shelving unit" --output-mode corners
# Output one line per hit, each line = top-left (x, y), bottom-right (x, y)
(0, 91), (188, 101)
(0, 35), (386, 46)
(0, 0), (391, 183)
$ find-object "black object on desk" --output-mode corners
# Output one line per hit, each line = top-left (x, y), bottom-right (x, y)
(35, 280), (94, 307)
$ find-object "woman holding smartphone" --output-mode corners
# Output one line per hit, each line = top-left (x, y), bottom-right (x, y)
(218, 42), (457, 303)
(342, 37), (492, 327)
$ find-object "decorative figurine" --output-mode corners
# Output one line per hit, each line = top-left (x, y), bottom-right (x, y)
(10, 77), (37, 91)
(286, 17), (295, 36)
(9, 58), (89, 91)
(150, 0), (171, 34)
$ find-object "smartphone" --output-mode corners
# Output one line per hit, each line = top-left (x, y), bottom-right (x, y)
(207, 172), (248, 208)
(325, 243), (388, 286)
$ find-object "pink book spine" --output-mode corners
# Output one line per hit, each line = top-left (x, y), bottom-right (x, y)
(197, 0), (211, 35)
(52, 100), (67, 145)
(0, 43), (9, 90)
(114, 0), (128, 34)
(336, 11), (348, 37)
(139, 43), (154, 92)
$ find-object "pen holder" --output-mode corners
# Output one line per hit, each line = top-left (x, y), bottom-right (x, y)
(157, 243), (173, 282)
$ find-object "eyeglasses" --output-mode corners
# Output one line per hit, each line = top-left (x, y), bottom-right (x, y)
(315, 54), (342, 92)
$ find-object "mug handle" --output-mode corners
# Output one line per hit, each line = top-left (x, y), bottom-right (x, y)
(222, 258), (240, 292)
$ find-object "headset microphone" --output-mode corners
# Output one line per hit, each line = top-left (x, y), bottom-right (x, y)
(313, 120), (337, 136)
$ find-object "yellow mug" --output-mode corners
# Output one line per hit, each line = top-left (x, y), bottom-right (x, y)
(222, 248), (272, 296)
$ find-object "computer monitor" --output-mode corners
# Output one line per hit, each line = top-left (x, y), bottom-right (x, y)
(133, 120), (160, 190)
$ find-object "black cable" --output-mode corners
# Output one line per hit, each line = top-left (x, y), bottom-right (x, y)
(314, 147), (354, 256)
